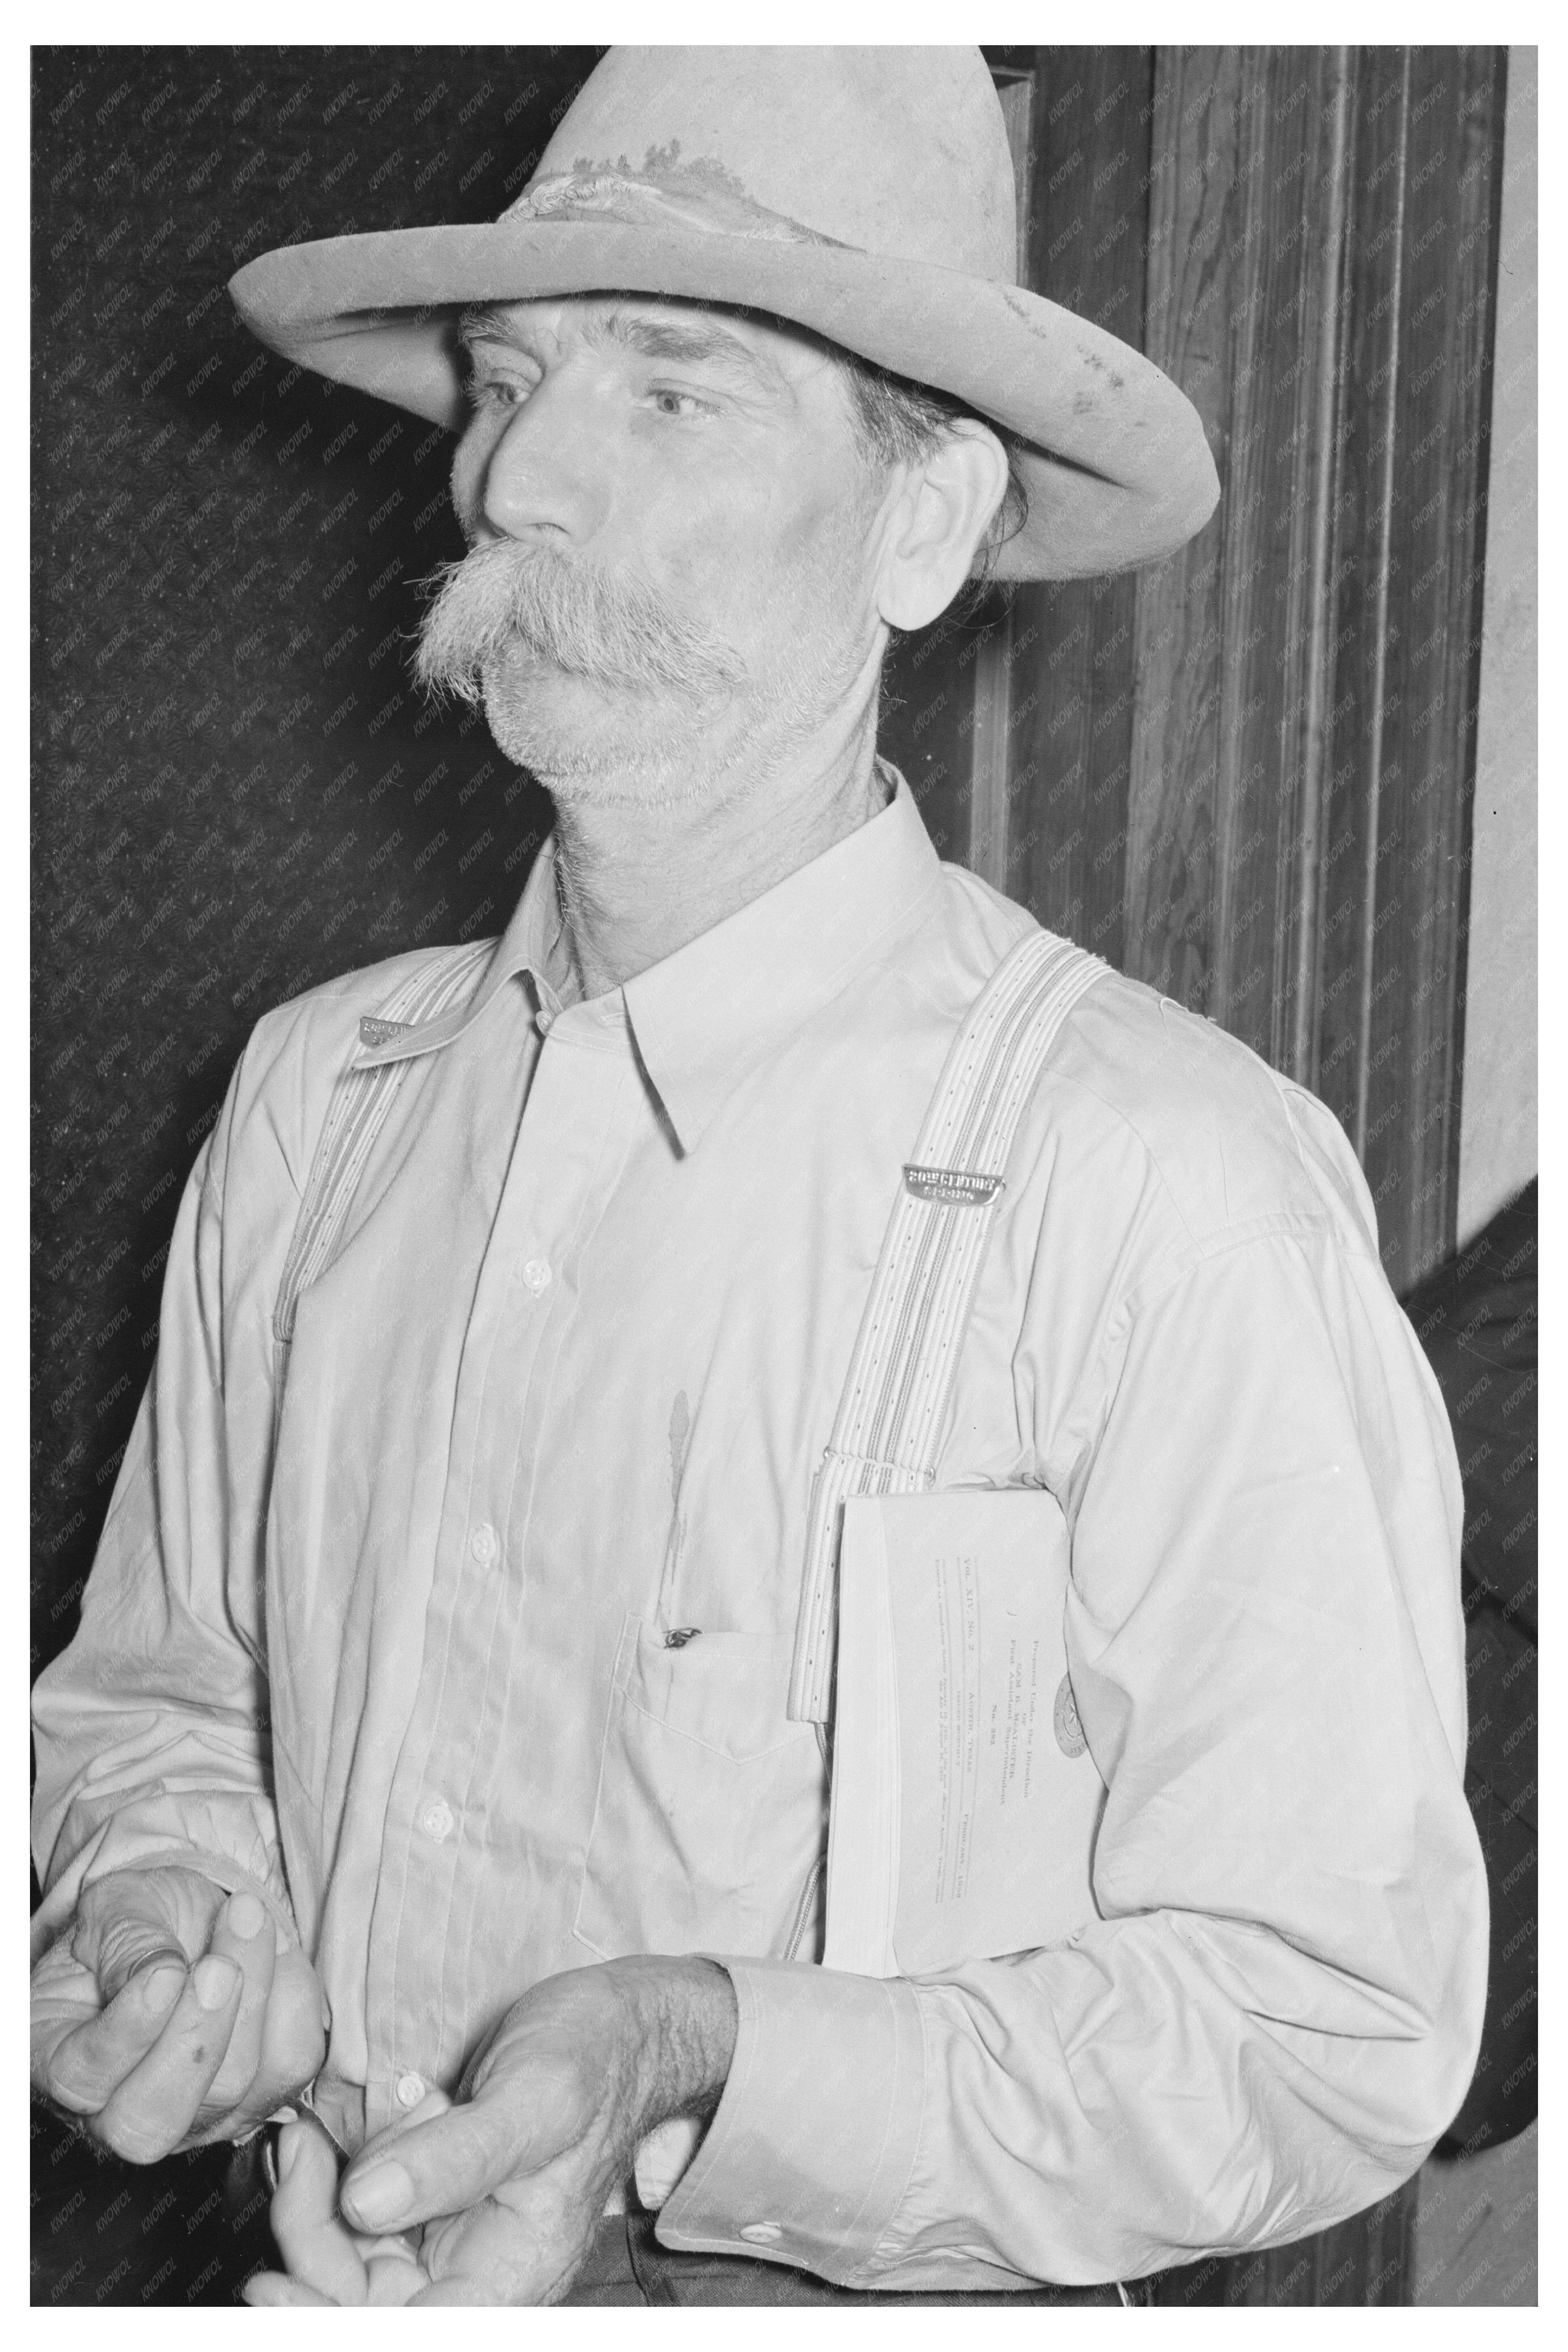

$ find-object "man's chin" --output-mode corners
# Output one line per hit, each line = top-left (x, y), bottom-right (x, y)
(479, 673), (731, 807)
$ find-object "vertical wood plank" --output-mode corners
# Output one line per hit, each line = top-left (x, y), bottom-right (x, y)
(966, 66), (1035, 890)
(887, 43), (1504, 1293)
(878, 605), (980, 866)
(877, 59), (1038, 868)
(1315, 50), (1410, 1153)
(1283, 53), (1354, 1082)
(1355, 47), (1508, 1287)
(1129, 48), (1358, 1056)
(1129, 44), (1504, 1288)
(1124, 47), (1240, 1011)
(1004, 48), (1155, 962)
(967, 607), (1014, 889)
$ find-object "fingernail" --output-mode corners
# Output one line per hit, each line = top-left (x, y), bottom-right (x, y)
(142, 1964), (185, 2015)
(194, 1955), (239, 2010)
(225, 1891), (267, 1939)
(344, 2160), (412, 2231)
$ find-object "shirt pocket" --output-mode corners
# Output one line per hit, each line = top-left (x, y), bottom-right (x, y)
(574, 1616), (828, 1961)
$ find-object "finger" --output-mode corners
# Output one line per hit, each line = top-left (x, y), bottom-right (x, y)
(365, 2252), (430, 2307)
(90, 1955), (242, 2163)
(420, 2171), (595, 2307)
(340, 2085), (540, 2236)
(40, 1956), (189, 2115)
(325, 2084), (452, 2234)
(408, 2275), (500, 2307)
(83, 1920), (191, 2010)
(265, 1946), (331, 2067)
(418, 2203), (539, 2306)
(242, 2271), (338, 2307)
(355, 2233), (426, 2265)
(203, 1949), (328, 2141)
(269, 2116), (369, 2307)
(201, 1892), (276, 2110)
(31, 1935), (172, 2106)
(255, 1948), (329, 2093)
(74, 1876), (209, 2006)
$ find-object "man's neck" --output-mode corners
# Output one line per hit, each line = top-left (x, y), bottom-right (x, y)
(547, 689), (889, 1001)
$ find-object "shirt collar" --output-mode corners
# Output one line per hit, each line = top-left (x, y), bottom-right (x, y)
(622, 768), (939, 1152)
(349, 840), (570, 1070)
(351, 766), (942, 1154)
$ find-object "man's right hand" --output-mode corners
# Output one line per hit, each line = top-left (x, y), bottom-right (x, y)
(29, 1866), (327, 2161)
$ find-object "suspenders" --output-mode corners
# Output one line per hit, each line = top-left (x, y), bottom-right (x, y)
(786, 928), (1106, 1722)
(270, 940), (492, 1423)
(272, 922), (1107, 1723)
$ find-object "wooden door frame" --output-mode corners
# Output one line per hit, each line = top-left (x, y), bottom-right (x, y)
(887, 46), (1509, 1295)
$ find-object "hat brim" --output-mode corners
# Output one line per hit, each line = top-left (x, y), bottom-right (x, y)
(229, 222), (1218, 580)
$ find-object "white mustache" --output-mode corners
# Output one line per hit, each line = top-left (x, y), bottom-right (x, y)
(413, 539), (744, 703)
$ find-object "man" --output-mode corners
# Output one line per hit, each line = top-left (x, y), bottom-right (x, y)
(31, 48), (1487, 2307)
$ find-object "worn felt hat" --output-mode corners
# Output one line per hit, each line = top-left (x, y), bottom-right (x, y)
(229, 47), (1219, 579)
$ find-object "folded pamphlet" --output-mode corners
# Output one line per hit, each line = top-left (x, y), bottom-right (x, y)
(824, 1488), (1106, 1977)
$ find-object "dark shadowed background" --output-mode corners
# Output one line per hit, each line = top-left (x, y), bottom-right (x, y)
(34, 48), (603, 1685)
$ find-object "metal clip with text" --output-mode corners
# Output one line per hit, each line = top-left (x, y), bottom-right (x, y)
(902, 1164), (1004, 1208)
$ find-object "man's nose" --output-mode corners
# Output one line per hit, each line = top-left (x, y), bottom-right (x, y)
(472, 371), (608, 545)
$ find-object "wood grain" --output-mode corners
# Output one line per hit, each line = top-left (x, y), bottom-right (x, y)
(1005, 48), (1155, 965)
(1315, 50), (1411, 1163)
(1127, 45), (1505, 1288)
(887, 46), (1505, 1292)
(1353, 48), (1507, 1286)
(1130, 48), (1355, 1057)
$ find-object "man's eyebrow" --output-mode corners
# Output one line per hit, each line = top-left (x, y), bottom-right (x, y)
(456, 305), (533, 351)
(455, 302), (782, 391)
(589, 309), (777, 384)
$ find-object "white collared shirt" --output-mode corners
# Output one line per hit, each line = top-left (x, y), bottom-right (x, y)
(33, 776), (1486, 2287)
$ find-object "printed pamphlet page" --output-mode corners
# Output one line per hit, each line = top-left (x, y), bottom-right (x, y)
(824, 1488), (1106, 1977)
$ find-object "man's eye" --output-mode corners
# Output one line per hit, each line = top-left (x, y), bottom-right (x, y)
(467, 374), (529, 411)
(649, 388), (708, 419)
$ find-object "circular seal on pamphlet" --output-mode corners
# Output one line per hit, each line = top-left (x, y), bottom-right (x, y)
(1053, 1672), (1087, 1759)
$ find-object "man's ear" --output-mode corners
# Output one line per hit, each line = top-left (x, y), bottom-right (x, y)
(873, 423), (1010, 633)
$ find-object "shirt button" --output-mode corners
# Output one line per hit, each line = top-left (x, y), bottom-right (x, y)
(522, 1257), (552, 1294)
(469, 1523), (499, 1565)
(395, 2072), (426, 2110)
(419, 1798), (454, 1843)
(535, 1009), (552, 1036)
(739, 2222), (782, 2246)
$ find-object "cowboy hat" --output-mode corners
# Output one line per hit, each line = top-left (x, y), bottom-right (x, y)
(229, 47), (1218, 579)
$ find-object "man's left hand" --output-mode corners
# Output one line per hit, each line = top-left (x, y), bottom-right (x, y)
(246, 1957), (738, 2307)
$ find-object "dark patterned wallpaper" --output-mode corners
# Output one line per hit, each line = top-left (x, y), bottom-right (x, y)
(33, 48), (603, 1681)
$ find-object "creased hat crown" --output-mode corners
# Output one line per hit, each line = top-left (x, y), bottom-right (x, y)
(522, 46), (1019, 282)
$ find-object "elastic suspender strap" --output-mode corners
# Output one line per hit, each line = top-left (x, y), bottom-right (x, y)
(787, 930), (1106, 1722)
(271, 942), (493, 1399)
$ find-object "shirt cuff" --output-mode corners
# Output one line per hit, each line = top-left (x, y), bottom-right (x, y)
(654, 1957), (926, 2288)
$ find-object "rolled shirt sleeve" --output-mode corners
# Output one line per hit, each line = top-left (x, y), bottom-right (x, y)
(31, 1054), (298, 1967)
(661, 1083), (1488, 2286)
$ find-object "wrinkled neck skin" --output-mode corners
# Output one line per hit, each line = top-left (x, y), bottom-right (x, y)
(540, 650), (889, 1004)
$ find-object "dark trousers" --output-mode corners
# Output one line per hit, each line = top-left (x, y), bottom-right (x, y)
(574, 2203), (1128, 2306)
(31, 2100), (1414, 2306)
(28, 2107), (1118, 2307)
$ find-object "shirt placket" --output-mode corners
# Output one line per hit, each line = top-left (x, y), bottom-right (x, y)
(363, 1001), (635, 2130)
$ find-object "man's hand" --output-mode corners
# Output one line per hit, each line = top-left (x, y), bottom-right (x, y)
(245, 1958), (738, 2307)
(244, 2110), (434, 2307)
(30, 1866), (327, 2160)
